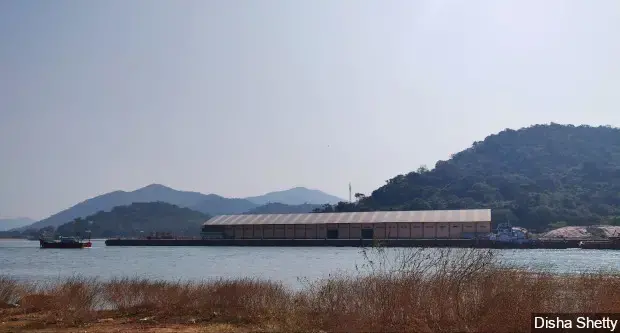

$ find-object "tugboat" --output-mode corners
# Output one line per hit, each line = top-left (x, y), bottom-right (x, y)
(487, 223), (571, 249)
(488, 223), (530, 245)
(39, 232), (92, 249)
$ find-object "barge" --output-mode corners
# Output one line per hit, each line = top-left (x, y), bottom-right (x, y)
(104, 237), (578, 248)
(104, 211), (601, 249)
(578, 236), (620, 249)
(104, 221), (579, 248)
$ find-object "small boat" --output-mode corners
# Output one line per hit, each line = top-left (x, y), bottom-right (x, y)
(39, 234), (92, 249)
(488, 222), (531, 244)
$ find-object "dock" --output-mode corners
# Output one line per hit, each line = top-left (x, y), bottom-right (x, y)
(104, 238), (581, 249)
(578, 237), (620, 249)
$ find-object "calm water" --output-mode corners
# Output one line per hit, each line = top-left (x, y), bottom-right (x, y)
(1, 239), (620, 288)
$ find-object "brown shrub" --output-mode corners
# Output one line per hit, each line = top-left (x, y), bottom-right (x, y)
(16, 276), (101, 325)
(18, 293), (58, 311)
(284, 247), (620, 333)
(0, 276), (22, 306)
(103, 277), (289, 324)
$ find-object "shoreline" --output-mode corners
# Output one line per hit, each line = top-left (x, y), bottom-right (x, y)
(104, 237), (586, 249)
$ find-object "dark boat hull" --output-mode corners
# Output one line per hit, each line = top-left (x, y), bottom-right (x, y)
(39, 240), (92, 249)
(579, 241), (620, 250)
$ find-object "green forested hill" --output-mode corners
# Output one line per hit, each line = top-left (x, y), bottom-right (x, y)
(317, 124), (620, 231)
(54, 202), (210, 238)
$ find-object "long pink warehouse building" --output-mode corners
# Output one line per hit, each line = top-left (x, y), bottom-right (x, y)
(201, 209), (491, 240)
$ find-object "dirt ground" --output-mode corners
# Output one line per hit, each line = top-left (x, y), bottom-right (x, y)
(0, 310), (263, 333)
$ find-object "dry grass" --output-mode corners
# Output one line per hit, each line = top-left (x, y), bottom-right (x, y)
(1, 247), (620, 332)
(103, 276), (289, 324)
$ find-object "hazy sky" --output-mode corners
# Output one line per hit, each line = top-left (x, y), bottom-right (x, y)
(2, 0), (620, 219)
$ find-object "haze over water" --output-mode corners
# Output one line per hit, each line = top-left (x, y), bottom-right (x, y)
(2, 239), (619, 289)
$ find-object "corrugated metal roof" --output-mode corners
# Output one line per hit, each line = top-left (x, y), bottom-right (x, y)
(203, 209), (491, 225)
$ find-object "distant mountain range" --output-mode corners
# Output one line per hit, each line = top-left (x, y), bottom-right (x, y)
(17, 184), (344, 231)
(244, 187), (343, 205)
(0, 217), (35, 231)
(190, 194), (258, 216)
(55, 202), (209, 238)
(244, 202), (323, 214)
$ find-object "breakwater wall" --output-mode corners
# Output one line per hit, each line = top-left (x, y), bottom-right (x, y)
(104, 238), (581, 249)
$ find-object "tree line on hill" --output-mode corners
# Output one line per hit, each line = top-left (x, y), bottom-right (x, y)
(315, 124), (620, 232)
(0, 202), (209, 239)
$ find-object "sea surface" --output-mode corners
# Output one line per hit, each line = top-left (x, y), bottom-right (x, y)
(1, 239), (620, 289)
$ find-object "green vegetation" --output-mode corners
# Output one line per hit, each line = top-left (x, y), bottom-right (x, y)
(549, 221), (568, 229)
(316, 124), (620, 231)
(0, 226), (54, 240)
(54, 202), (210, 238)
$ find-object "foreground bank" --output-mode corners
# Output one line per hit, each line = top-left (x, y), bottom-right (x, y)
(2, 248), (620, 332)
